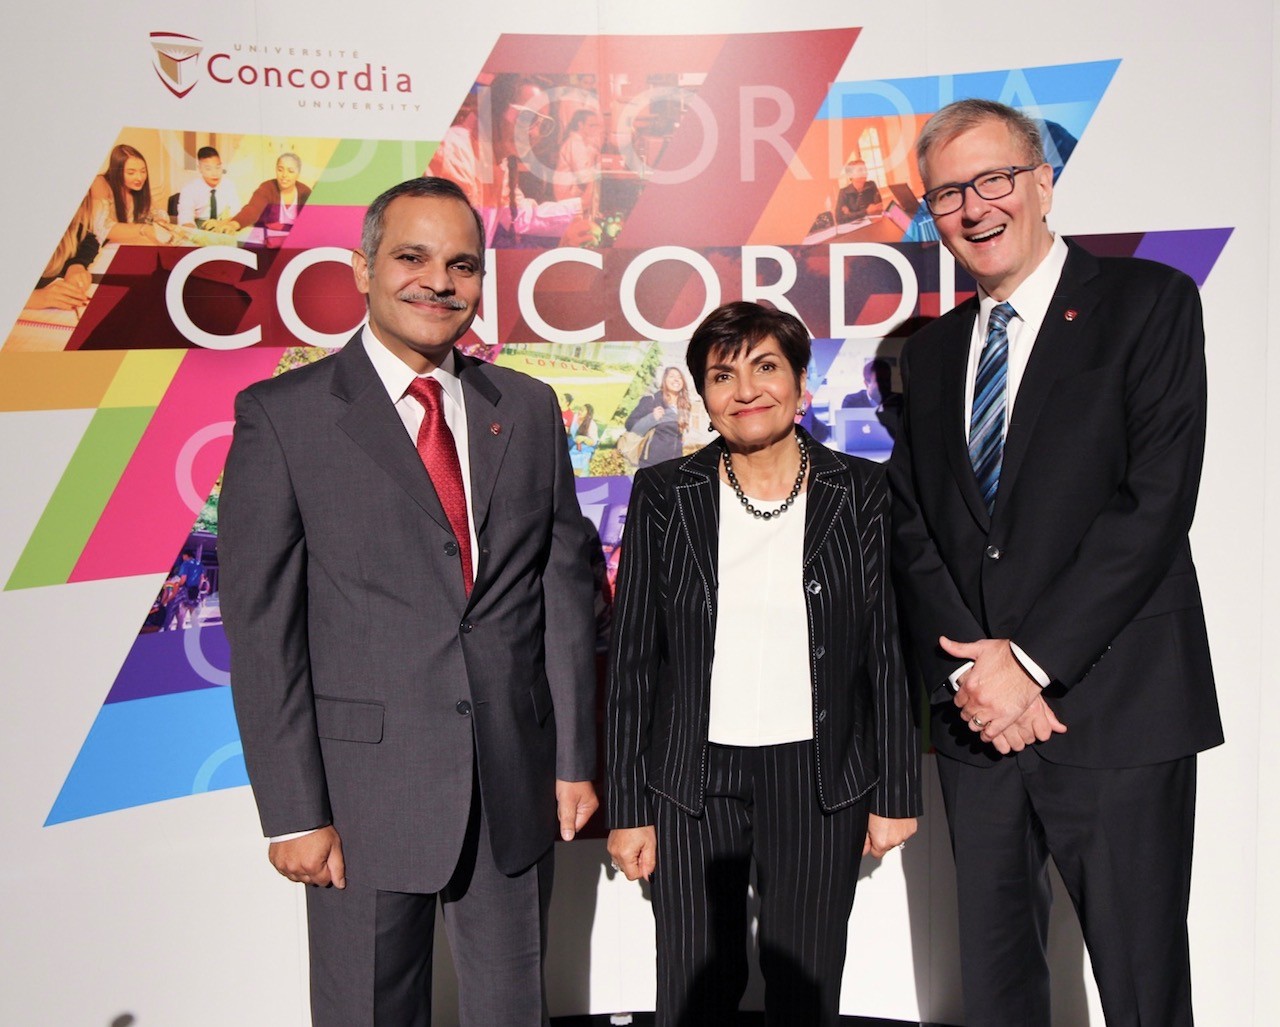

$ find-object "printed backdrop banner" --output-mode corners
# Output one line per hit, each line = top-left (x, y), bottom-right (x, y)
(0, 3), (1269, 1026)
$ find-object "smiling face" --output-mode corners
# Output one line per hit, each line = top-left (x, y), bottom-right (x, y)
(662, 366), (686, 394)
(702, 336), (806, 454)
(275, 159), (299, 191)
(924, 118), (1054, 300)
(352, 194), (484, 373)
(122, 157), (148, 192)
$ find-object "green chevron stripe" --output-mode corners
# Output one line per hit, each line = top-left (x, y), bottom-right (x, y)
(6, 407), (153, 590)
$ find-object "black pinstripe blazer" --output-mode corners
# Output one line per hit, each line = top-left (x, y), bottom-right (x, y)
(606, 428), (921, 829)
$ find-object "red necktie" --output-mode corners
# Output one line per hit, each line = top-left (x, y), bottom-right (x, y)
(407, 377), (473, 595)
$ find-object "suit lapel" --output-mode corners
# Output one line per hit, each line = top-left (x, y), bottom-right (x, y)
(998, 244), (1103, 503)
(674, 443), (721, 617)
(801, 433), (849, 568)
(936, 298), (993, 528)
(331, 334), (453, 535)
(457, 355), (510, 537)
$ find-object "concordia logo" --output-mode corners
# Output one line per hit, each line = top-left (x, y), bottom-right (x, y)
(150, 31), (203, 98)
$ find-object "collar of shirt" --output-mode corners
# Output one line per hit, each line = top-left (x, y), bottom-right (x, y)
(964, 233), (1070, 435)
(358, 326), (477, 550)
(361, 325), (465, 417)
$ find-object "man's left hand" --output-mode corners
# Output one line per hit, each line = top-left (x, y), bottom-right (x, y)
(555, 779), (599, 841)
(942, 635), (1042, 742)
(989, 695), (1068, 755)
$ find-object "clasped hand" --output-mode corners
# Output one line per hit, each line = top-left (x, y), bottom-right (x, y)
(942, 636), (1067, 755)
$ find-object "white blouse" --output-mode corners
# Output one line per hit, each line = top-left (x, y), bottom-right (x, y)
(706, 481), (813, 746)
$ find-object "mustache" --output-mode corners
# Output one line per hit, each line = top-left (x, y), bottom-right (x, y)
(396, 288), (467, 310)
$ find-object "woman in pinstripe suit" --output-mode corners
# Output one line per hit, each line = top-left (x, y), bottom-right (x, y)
(606, 302), (921, 1026)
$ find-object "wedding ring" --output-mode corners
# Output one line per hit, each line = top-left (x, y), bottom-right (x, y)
(972, 716), (985, 728)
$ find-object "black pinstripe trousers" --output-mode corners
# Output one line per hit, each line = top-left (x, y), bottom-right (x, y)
(650, 741), (869, 1026)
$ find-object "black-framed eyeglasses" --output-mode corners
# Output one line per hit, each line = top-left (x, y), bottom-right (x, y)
(922, 165), (1040, 217)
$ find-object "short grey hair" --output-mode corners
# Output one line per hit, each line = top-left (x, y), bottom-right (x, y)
(915, 99), (1043, 185)
(277, 152), (302, 173)
(359, 176), (485, 271)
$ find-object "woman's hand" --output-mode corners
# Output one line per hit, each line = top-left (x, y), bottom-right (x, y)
(607, 825), (658, 881)
(64, 264), (92, 291)
(863, 814), (917, 859)
(29, 277), (88, 310)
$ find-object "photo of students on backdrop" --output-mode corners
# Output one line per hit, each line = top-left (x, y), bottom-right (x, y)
(796, 337), (904, 462)
(621, 364), (693, 469)
(205, 152), (312, 248)
(427, 65), (722, 251)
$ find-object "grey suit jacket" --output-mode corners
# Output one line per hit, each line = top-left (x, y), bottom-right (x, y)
(219, 332), (596, 892)
(606, 431), (921, 828)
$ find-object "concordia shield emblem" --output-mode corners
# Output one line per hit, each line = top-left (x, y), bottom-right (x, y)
(150, 32), (204, 98)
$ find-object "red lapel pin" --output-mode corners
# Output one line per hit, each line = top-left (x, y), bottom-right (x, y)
(1064, 309), (1078, 321)
(489, 422), (502, 435)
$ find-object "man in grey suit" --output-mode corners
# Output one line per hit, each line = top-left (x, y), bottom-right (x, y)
(219, 176), (598, 1026)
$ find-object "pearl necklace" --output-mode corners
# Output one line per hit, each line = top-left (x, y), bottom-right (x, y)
(722, 433), (808, 520)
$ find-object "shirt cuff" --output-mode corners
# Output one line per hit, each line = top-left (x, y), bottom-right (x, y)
(268, 826), (327, 843)
(1009, 642), (1050, 687)
(947, 660), (974, 691)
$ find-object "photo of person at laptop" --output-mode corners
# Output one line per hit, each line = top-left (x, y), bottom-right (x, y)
(842, 357), (902, 424)
(836, 356), (901, 455)
(835, 159), (884, 224)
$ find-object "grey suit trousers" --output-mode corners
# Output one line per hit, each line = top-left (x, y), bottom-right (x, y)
(305, 779), (555, 1027)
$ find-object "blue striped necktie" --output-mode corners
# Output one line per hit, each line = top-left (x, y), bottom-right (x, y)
(969, 302), (1016, 514)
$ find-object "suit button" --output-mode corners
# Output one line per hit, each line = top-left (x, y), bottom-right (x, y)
(460, 621), (473, 633)
(456, 700), (471, 716)
(817, 709), (827, 722)
(985, 545), (1002, 560)
(443, 540), (459, 556)
(805, 580), (822, 595)
(815, 646), (826, 659)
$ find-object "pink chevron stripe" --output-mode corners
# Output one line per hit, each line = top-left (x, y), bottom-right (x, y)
(282, 205), (364, 251)
(68, 347), (287, 582)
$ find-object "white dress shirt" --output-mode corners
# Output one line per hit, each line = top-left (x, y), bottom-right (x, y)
(962, 233), (1070, 438)
(707, 483), (813, 746)
(360, 326), (479, 564)
(950, 233), (1069, 691)
(176, 175), (242, 226)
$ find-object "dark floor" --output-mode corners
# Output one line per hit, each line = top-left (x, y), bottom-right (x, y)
(552, 1016), (955, 1026)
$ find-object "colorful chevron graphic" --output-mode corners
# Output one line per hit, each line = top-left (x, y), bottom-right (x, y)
(3, 34), (1230, 824)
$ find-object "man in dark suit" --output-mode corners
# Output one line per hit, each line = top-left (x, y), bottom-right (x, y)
(219, 176), (598, 1026)
(888, 99), (1222, 1026)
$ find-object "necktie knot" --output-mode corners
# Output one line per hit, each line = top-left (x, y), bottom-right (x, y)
(989, 301), (1015, 334)
(408, 375), (443, 410)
